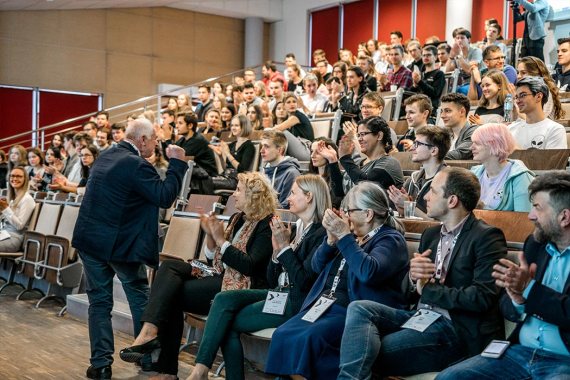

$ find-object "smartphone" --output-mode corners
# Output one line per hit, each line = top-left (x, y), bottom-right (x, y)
(481, 340), (510, 358)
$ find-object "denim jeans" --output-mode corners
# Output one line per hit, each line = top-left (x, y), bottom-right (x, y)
(338, 300), (465, 380)
(436, 344), (570, 380)
(79, 251), (149, 368)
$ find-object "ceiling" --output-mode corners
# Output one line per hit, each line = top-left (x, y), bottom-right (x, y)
(0, 0), (284, 21)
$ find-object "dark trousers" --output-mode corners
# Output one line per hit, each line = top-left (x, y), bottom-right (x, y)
(195, 289), (293, 380)
(79, 251), (149, 369)
(521, 37), (545, 61)
(141, 260), (222, 375)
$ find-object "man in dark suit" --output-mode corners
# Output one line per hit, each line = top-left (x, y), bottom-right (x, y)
(337, 167), (507, 379)
(72, 118), (187, 379)
(436, 171), (570, 379)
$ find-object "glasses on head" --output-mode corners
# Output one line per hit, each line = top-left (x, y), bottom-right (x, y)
(514, 92), (533, 101)
(357, 131), (375, 138)
(342, 208), (368, 216)
(9, 175), (24, 179)
(412, 140), (434, 149)
(487, 56), (506, 61)
(361, 105), (378, 110)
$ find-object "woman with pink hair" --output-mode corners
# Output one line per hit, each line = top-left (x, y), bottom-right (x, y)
(470, 123), (534, 211)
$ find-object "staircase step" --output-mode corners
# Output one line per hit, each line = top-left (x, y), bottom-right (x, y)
(66, 293), (134, 336)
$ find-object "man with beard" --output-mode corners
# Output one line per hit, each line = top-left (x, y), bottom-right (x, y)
(437, 171), (570, 379)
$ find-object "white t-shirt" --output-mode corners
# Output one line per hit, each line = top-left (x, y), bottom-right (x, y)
(301, 93), (328, 114)
(508, 118), (567, 149)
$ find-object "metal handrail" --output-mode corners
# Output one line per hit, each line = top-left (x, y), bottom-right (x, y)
(1, 62), (294, 151)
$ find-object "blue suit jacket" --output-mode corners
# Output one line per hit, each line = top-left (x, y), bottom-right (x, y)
(72, 141), (187, 267)
(302, 225), (409, 312)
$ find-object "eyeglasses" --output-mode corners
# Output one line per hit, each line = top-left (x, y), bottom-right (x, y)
(361, 105), (379, 110)
(357, 131), (375, 138)
(514, 92), (533, 100)
(412, 140), (434, 149)
(487, 56), (506, 61)
(342, 208), (368, 216)
(9, 175), (24, 179)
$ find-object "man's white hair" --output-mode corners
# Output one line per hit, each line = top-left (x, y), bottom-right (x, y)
(125, 118), (154, 140)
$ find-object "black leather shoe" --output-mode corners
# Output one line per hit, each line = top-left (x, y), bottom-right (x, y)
(86, 365), (112, 379)
(119, 337), (161, 363)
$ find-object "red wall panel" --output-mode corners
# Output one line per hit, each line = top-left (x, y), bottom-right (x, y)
(471, 0), (505, 41)
(311, 6), (340, 64)
(416, 0), (447, 43)
(377, 0), (412, 44)
(0, 87), (34, 149)
(342, 0), (374, 54)
(39, 91), (99, 147)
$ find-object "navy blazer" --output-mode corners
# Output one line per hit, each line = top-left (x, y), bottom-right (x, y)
(501, 235), (570, 352)
(403, 213), (508, 357)
(72, 142), (187, 267)
(302, 225), (409, 312)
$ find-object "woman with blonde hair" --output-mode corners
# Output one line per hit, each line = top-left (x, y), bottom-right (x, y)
(188, 174), (330, 380)
(470, 123), (534, 212)
(120, 172), (276, 379)
(469, 69), (516, 125)
(0, 167), (35, 252)
(211, 93), (226, 111)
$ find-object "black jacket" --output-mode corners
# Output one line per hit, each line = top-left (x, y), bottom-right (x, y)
(402, 213), (508, 357)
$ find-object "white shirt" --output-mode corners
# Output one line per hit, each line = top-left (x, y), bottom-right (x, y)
(508, 118), (567, 149)
(301, 93), (328, 114)
(1, 193), (35, 233)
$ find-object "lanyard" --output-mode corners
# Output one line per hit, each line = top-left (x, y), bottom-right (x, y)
(434, 232), (460, 280)
(329, 258), (346, 297)
(327, 225), (383, 296)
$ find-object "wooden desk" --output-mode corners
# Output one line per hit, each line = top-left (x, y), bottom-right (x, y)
(445, 160), (480, 169)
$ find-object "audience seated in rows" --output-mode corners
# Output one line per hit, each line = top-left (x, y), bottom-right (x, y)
(469, 69), (515, 125)
(440, 93), (477, 160)
(337, 167), (507, 379)
(437, 171), (570, 379)
(408, 45), (446, 111)
(397, 94), (432, 151)
(553, 37), (570, 91)
(188, 174), (329, 380)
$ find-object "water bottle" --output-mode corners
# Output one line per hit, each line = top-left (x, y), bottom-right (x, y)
(503, 94), (513, 123)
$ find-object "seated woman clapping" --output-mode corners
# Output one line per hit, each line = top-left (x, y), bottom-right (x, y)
(470, 123), (534, 212)
(119, 172), (276, 379)
(0, 167), (35, 252)
(265, 181), (409, 380)
(188, 174), (330, 380)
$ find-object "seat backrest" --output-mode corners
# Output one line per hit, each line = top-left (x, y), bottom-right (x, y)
(185, 194), (221, 214)
(161, 216), (202, 261)
(445, 160), (479, 169)
(390, 151), (422, 171)
(509, 149), (570, 170)
(381, 96), (395, 121)
(27, 202), (42, 231)
(34, 202), (63, 235)
(213, 151), (224, 175)
(54, 205), (81, 240)
(311, 118), (333, 138)
(387, 121), (408, 136)
(249, 141), (261, 172)
(473, 209), (534, 247)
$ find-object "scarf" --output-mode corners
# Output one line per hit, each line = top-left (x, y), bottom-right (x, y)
(213, 212), (259, 291)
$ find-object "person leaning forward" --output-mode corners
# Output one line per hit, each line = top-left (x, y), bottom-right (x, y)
(71, 118), (187, 380)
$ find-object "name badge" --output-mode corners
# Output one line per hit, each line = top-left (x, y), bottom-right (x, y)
(401, 309), (441, 332)
(262, 291), (289, 315)
(301, 295), (336, 323)
(0, 230), (10, 241)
